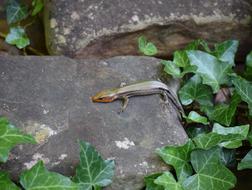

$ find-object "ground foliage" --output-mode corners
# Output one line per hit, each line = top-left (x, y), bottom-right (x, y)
(140, 37), (252, 190)
(0, 118), (115, 189)
(4, 0), (44, 49)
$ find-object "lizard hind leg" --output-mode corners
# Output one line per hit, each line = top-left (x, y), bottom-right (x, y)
(161, 91), (184, 117)
(160, 92), (171, 111)
(161, 91), (169, 103)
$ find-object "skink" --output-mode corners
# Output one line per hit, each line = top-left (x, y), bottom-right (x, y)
(91, 80), (183, 115)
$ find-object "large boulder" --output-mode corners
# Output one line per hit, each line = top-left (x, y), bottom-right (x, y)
(44, 0), (252, 60)
(0, 55), (187, 189)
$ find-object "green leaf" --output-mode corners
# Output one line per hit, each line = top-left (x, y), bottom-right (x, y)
(73, 141), (115, 190)
(162, 60), (197, 79)
(213, 40), (239, 66)
(20, 161), (78, 190)
(246, 51), (252, 67)
(0, 171), (20, 190)
(185, 40), (201, 50)
(156, 140), (194, 181)
(6, 0), (28, 24)
(247, 130), (252, 145)
(162, 60), (181, 78)
(212, 123), (249, 148)
(173, 39), (210, 70)
(32, 0), (44, 16)
(183, 111), (209, 125)
(232, 76), (252, 115)
(220, 148), (236, 167)
(212, 123), (249, 139)
(198, 40), (211, 52)
(187, 50), (232, 93)
(244, 67), (252, 81)
(179, 75), (213, 106)
(185, 39), (211, 52)
(138, 36), (157, 56)
(193, 131), (243, 150)
(244, 51), (252, 80)
(5, 26), (30, 49)
(154, 172), (183, 190)
(174, 50), (189, 67)
(144, 173), (164, 190)
(204, 92), (241, 126)
(237, 149), (252, 170)
(180, 65), (197, 76)
(186, 127), (209, 138)
(0, 117), (36, 163)
(182, 147), (236, 190)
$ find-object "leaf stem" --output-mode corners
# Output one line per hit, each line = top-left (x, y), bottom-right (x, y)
(0, 32), (6, 38)
(0, 31), (45, 55)
(237, 104), (248, 109)
(27, 46), (45, 55)
(23, 48), (27, 55)
(23, 18), (36, 29)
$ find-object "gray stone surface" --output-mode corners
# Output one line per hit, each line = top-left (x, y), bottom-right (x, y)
(0, 55), (187, 189)
(44, 0), (252, 60)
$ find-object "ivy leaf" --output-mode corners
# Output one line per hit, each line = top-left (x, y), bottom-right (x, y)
(247, 130), (252, 145)
(178, 75), (213, 106)
(173, 50), (189, 67)
(162, 60), (181, 78)
(0, 117), (36, 163)
(182, 147), (236, 190)
(198, 40), (211, 52)
(212, 123), (249, 149)
(185, 39), (211, 52)
(185, 40), (201, 50)
(243, 67), (252, 81)
(154, 172), (183, 190)
(73, 141), (115, 190)
(187, 50), (232, 93)
(237, 149), (252, 170)
(220, 148), (236, 168)
(162, 60), (197, 78)
(6, 0), (28, 24)
(213, 40), (239, 66)
(138, 36), (157, 56)
(144, 173), (164, 190)
(232, 76), (252, 115)
(193, 131), (243, 150)
(163, 40), (206, 78)
(204, 92), (241, 126)
(0, 171), (20, 190)
(246, 51), (252, 67)
(186, 127), (210, 138)
(20, 161), (78, 190)
(5, 26), (30, 49)
(180, 65), (197, 76)
(156, 140), (195, 181)
(32, 0), (44, 16)
(244, 51), (252, 80)
(183, 111), (209, 125)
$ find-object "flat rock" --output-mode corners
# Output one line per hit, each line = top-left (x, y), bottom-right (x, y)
(44, 0), (252, 60)
(0, 55), (187, 189)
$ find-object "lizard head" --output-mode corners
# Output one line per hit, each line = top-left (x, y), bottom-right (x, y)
(91, 88), (117, 102)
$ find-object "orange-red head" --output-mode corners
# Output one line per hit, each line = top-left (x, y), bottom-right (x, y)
(91, 89), (117, 103)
